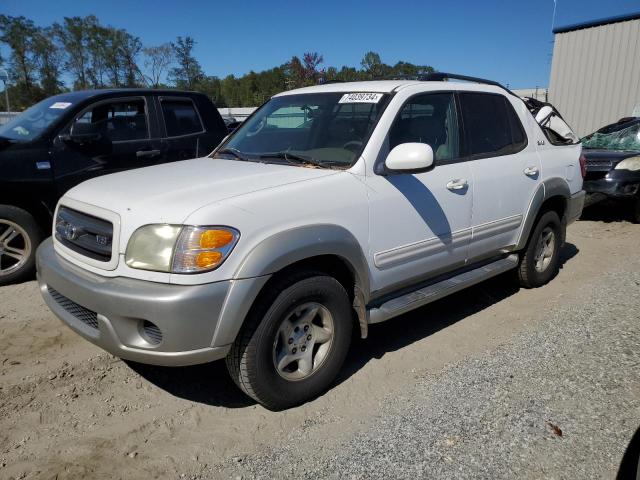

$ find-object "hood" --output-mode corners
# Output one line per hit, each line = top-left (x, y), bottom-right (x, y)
(65, 157), (338, 223)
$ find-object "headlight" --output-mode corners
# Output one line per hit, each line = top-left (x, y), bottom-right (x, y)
(615, 156), (640, 171)
(125, 225), (239, 273)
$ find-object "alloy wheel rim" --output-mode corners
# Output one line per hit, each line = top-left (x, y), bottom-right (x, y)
(0, 220), (31, 277)
(272, 302), (334, 381)
(533, 226), (555, 273)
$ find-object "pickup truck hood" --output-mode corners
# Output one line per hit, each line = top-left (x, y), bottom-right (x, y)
(64, 157), (338, 223)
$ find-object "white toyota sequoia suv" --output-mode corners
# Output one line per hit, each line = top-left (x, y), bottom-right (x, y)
(37, 74), (585, 410)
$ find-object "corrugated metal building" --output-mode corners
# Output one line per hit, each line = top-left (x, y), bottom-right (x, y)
(548, 12), (640, 137)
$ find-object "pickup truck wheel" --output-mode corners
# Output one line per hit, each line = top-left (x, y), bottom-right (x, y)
(0, 206), (42, 286)
(226, 271), (352, 410)
(517, 210), (562, 289)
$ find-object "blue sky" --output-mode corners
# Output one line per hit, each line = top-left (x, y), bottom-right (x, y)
(2, 0), (639, 88)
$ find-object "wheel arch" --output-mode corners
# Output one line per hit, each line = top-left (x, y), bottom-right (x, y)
(515, 178), (570, 250)
(213, 225), (371, 346)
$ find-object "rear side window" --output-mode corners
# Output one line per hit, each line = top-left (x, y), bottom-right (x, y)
(459, 93), (527, 157)
(161, 99), (204, 137)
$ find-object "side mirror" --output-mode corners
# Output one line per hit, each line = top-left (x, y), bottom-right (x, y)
(385, 142), (434, 173)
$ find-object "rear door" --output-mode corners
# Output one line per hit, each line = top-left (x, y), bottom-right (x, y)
(460, 92), (540, 260)
(157, 96), (207, 162)
(51, 96), (163, 195)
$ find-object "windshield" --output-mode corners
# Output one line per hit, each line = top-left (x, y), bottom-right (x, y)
(216, 92), (389, 168)
(581, 119), (640, 152)
(0, 96), (74, 141)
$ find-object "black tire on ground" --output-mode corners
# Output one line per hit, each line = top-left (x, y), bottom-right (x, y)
(517, 210), (563, 289)
(226, 270), (353, 410)
(0, 205), (43, 286)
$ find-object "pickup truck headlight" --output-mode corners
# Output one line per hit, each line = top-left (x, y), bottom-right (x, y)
(125, 225), (239, 273)
(615, 156), (640, 171)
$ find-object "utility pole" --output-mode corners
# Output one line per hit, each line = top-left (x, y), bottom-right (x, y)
(0, 69), (10, 113)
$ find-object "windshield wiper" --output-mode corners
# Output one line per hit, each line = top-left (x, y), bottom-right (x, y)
(216, 147), (249, 161)
(257, 151), (327, 168)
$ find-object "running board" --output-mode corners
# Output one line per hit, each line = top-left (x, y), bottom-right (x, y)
(367, 254), (519, 324)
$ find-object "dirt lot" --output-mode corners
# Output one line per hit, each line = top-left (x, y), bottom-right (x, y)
(1, 207), (639, 479)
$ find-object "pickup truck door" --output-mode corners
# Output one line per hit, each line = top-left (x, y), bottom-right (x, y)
(458, 92), (541, 260)
(366, 92), (473, 295)
(157, 96), (209, 161)
(51, 96), (163, 196)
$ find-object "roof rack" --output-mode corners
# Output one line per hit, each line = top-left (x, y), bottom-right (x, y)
(418, 72), (519, 98)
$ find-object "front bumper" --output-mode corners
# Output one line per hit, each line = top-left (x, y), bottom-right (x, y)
(37, 239), (234, 366)
(583, 175), (640, 205)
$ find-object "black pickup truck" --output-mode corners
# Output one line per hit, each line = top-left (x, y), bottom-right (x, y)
(0, 89), (228, 285)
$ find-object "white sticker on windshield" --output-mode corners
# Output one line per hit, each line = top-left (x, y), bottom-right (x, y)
(49, 102), (72, 109)
(338, 93), (383, 104)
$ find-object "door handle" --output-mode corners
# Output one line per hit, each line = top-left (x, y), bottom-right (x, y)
(136, 149), (161, 158)
(523, 166), (539, 177)
(446, 179), (468, 191)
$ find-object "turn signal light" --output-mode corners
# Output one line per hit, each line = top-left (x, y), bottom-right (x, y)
(200, 229), (234, 249)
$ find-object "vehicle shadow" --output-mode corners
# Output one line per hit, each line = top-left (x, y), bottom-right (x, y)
(127, 243), (579, 409)
(580, 200), (635, 223)
(336, 242), (579, 386)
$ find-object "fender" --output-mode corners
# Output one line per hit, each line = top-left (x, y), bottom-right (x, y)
(212, 224), (371, 346)
(515, 178), (570, 250)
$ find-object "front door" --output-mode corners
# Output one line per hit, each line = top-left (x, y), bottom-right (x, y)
(51, 96), (162, 196)
(366, 92), (473, 296)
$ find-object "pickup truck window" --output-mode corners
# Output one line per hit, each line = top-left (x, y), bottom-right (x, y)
(221, 92), (389, 167)
(389, 92), (460, 162)
(459, 92), (526, 158)
(71, 99), (148, 142)
(161, 99), (204, 137)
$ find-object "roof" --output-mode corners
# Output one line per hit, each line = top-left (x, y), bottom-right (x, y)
(553, 11), (640, 34)
(49, 88), (200, 101)
(276, 80), (510, 97)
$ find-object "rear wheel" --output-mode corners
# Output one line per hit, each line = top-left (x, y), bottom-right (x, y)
(517, 210), (562, 288)
(0, 205), (43, 286)
(226, 270), (352, 410)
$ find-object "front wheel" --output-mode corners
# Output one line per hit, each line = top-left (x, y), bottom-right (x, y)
(226, 271), (353, 410)
(517, 210), (562, 288)
(0, 205), (43, 286)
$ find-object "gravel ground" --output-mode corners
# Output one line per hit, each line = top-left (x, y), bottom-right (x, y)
(227, 268), (640, 479)
(1, 214), (639, 479)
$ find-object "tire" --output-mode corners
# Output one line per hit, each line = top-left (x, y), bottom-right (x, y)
(517, 210), (562, 289)
(226, 270), (353, 410)
(0, 205), (43, 286)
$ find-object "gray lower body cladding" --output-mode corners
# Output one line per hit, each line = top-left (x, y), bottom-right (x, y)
(36, 239), (267, 366)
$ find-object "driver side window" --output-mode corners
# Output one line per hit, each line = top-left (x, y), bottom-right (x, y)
(70, 98), (148, 142)
(389, 92), (460, 162)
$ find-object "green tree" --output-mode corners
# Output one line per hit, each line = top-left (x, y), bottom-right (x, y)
(54, 16), (90, 89)
(169, 36), (204, 89)
(142, 43), (174, 87)
(32, 27), (63, 96)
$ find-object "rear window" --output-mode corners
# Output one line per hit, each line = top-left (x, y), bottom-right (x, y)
(460, 93), (527, 157)
(161, 99), (204, 137)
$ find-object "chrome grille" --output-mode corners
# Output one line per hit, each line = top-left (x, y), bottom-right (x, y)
(48, 287), (99, 330)
(55, 207), (113, 262)
(586, 159), (613, 170)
